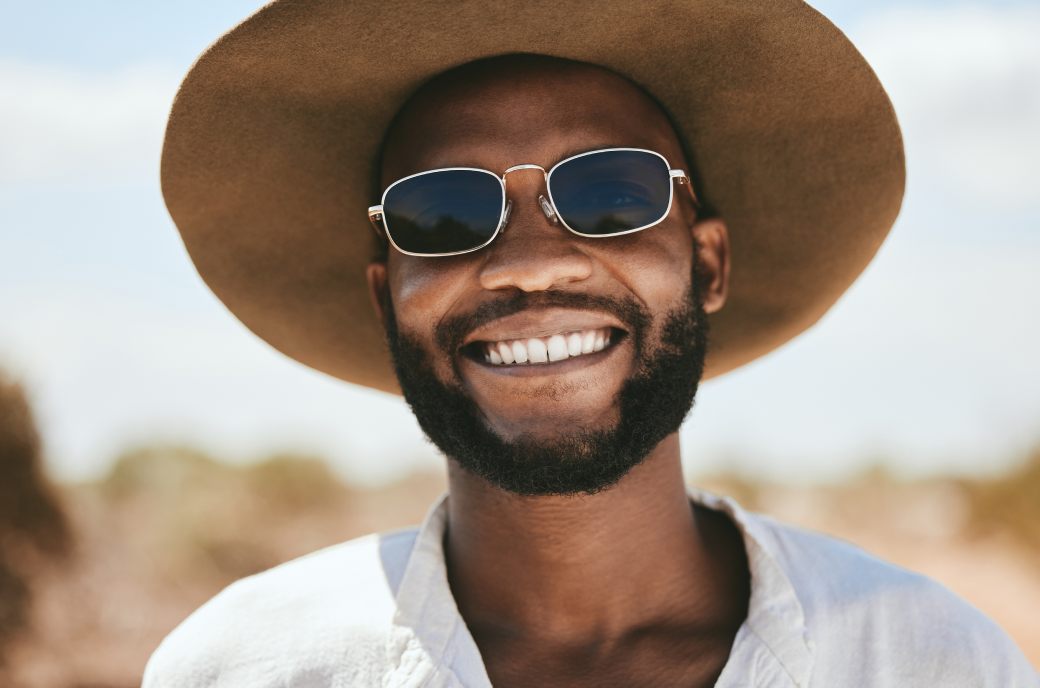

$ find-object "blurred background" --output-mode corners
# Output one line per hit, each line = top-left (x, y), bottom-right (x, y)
(0, 0), (1038, 685)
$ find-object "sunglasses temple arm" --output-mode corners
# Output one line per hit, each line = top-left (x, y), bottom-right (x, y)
(669, 170), (701, 209)
(368, 205), (385, 236)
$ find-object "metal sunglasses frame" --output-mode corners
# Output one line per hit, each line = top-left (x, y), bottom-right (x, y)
(367, 147), (699, 258)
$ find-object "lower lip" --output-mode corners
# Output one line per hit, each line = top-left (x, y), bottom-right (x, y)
(460, 336), (624, 378)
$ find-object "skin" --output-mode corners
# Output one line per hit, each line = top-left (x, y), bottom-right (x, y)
(367, 58), (748, 688)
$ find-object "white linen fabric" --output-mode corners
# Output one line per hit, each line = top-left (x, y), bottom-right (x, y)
(143, 489), (1038, 687)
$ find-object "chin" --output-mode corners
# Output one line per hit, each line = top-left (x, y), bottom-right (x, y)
(485, 413), (622, 446)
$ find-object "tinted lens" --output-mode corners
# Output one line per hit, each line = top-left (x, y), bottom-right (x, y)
(548, 150), (671, 235)
(383, 170), (504, 255)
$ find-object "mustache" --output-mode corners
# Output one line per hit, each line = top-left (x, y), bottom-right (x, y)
(434, 290), (651, 356)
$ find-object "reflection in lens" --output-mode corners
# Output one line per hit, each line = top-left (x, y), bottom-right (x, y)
(383, 170), (503, 254)
(549, 150), (671, 235)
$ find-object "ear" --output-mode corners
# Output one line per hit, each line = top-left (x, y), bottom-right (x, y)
(691, 218), (730, 314)
(366, 261), (390, 334)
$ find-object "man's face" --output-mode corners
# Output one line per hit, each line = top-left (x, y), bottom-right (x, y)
(369, 57), (729, 495)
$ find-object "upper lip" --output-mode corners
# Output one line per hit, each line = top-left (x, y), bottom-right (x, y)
(460, 308), (626, 347)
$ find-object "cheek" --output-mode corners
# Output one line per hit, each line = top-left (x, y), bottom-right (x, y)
(599, 219), (695, 312)
(388, 252), (477, 365)
(389, 255), (453, 323)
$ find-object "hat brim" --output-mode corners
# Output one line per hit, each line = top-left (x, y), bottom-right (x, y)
(161, 0), (904, 394)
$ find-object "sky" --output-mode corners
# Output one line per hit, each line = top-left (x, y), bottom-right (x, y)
(1, 0), (1038, 485)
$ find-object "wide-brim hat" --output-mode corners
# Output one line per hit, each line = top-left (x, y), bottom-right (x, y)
(161, 0), (904, 395)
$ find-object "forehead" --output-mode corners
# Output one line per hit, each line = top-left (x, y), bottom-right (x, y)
(381, 57), (686, 184)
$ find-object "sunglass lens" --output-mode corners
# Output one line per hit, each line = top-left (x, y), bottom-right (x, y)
(549, 150), (671, 236)
(383, 170), (504, 255)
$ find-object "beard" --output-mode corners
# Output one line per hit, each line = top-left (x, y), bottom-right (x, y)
(384, 272), (709, 497)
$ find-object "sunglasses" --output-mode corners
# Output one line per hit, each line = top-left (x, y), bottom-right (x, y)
(368, 148), (699, 257)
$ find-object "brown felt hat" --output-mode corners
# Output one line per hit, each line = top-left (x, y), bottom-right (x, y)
(162, 0), (904, 394)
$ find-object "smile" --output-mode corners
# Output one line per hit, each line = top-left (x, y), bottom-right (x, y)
(477, 327), (614, 366)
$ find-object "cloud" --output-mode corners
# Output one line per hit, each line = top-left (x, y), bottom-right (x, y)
(851, 5), (1040, 208)
(0, 60), (179, 184)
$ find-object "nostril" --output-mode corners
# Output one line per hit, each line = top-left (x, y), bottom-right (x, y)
(537, 195), (558, 225)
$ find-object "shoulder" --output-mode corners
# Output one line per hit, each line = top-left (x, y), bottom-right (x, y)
(754, 515), (1038, 687)
(143, 527), (419, 688)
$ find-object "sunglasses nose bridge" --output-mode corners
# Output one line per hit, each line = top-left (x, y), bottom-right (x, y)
(502, 163), (547, 179)
(501, 164), (548, 197)
(500, 164), (552, 231)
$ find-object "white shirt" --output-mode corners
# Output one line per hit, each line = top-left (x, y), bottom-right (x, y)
(143, 489), (1038, 687)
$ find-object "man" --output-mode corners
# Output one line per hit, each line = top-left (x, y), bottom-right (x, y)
(145, 1), (1037, 686)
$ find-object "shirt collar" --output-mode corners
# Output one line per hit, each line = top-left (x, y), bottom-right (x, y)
(384, 489), (815, 688)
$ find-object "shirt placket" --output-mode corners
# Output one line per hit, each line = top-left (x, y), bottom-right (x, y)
(384, 495), (492, 688)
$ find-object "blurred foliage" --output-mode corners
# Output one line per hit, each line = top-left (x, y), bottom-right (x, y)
(98, 446), (351, 580)
(697, 450), (1040, 556)
(244, 454), (344, 512)
(102, 446), (342, 512)
(963, 447), (1040, 551)
(691, 474), (762, 511)
(0, 374), (69, 664)
(0, 378), (69, 555)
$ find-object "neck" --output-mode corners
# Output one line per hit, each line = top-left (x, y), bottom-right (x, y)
(445, 434), (745, 641)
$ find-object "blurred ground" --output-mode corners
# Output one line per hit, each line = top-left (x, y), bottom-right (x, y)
(2, 437), (1039, 686)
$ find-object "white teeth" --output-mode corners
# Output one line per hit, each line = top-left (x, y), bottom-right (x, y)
(511, 340), (529, 363)
(498, 342), (515, 364)
(581, 330), (596, 354)
(528, 338), (549, 363)
(482, 328), (613, 366)
(567, 333), (583, 356)
(547, 335), (568, 361)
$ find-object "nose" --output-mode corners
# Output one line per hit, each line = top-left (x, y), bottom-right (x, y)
(479, 172), (593, 292)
